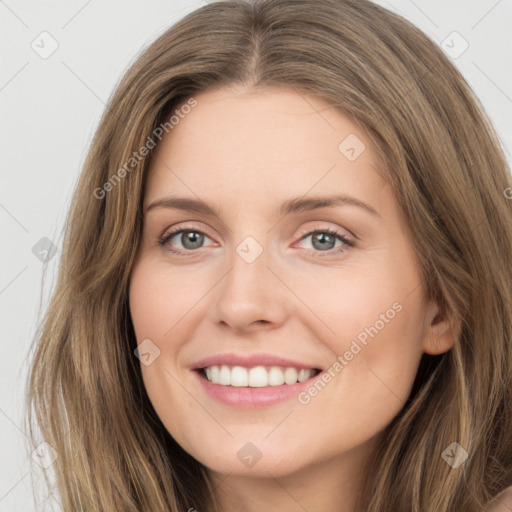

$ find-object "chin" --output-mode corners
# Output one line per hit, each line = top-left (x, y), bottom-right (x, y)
(192, 444), (304, 477)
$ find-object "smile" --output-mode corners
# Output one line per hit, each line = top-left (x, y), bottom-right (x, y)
(200, 365), (321, 387)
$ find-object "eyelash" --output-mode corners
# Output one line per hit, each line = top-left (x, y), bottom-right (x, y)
(158, 225), (355, 258)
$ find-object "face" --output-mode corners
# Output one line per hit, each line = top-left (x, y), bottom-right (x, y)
(128, 85), (452, 480)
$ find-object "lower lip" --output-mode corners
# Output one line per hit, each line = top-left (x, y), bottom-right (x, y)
(193, 370), (320, 409)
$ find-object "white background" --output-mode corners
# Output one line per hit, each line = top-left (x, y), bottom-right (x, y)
(1, 0), (511, 510)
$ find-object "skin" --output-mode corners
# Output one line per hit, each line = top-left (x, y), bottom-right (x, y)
(485, 488), (512, 512)
(128, 84), (457, 512)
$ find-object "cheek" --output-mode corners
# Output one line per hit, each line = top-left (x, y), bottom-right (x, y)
(305, 261), (422, 346)
(128, 260), (203, 447)
(128, 259), (203, 342)
(292, 291), (425, 460)
(310, 259), (426, 399)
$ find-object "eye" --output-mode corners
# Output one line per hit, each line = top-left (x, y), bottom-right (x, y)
(159, 226), (215, 255)
(158, 225), (355, 257)
(295, 227), (355, 257)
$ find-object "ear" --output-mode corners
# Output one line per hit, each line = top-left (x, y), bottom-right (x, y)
(422, 301), (460, 356)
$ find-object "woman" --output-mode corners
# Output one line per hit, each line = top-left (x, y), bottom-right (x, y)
(25, 0), (512, 510)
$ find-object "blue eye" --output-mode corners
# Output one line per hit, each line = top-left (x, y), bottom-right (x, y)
(296, 228), (355, 257)
(159, 227), (214, 254)
(158, 226), (355, 257)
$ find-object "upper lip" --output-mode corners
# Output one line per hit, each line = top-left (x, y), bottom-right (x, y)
(190, 353), (322, 371)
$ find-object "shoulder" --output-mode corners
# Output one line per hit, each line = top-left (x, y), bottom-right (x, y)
(484, 486), (512, 512)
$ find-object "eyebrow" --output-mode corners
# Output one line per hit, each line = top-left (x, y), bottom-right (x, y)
(144, 194), (380, 218)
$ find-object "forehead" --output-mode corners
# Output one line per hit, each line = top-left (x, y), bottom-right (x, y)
(144, 85), (387, 211)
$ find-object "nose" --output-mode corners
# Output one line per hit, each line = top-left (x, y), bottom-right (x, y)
(209, 238), (292, 334)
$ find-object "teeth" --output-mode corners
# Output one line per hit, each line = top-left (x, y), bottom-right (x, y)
(284, 367), (299, 385)
(249, 366), (268, 387)
(232, 366), (249, 387)
(298, 369), (312, 382)
(268, 367), (284, 386)
(202, 365), (318, 387)
(219, 365), (231, 385)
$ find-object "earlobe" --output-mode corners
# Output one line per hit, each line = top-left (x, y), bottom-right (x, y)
(422, 307), (460, 356)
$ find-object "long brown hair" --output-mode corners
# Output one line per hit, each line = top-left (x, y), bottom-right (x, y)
(25, 0), (512, 510)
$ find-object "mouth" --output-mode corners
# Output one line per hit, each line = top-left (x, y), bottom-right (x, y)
(196, 365), (322, 387)
(190, 353), (325, 407)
